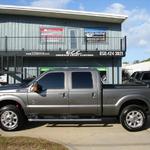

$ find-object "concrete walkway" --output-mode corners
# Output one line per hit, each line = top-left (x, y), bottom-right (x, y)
(1, 120), (150, 150)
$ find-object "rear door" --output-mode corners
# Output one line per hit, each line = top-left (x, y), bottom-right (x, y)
(68, 71), (98, 115)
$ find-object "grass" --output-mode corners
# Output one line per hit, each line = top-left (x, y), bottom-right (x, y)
(0, 135), (68, 150)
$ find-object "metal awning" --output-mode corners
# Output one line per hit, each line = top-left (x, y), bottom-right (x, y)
(0, 5), (127, 23)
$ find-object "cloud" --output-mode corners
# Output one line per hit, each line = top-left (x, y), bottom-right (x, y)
(139, 39), (148, 46)
(30, 0), (72, 9)
(79, 3), (85, 11)
(106, 3), (128, 14)
(106, 3), (150, 51)
(144, 49), (150, 54)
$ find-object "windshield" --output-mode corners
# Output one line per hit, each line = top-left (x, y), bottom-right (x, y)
(26, 72), (47, 87)
(26, 77), (38, 87)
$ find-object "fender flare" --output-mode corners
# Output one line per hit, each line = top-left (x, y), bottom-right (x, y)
(0, 95), (28, 115)
(115, 94), (150, 115)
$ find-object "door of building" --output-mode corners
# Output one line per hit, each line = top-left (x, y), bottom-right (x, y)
(68, 29), (78, 50)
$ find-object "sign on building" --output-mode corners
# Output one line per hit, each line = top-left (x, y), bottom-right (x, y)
(40, 27), (64, 43)
(85, 28), (107, 42)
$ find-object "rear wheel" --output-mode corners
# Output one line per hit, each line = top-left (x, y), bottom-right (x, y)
(0, 105), (24, 131)
(120, 105), (147, 131)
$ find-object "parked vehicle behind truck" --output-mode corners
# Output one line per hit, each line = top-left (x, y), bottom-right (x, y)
(0, 68), (150, 132)
(125, 71), (150, 85)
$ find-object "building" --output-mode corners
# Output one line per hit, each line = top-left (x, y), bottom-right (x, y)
(123, 61), (150, 75)
(0, 5), (127, 84)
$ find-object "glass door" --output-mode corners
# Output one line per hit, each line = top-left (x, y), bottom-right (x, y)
(68, 29), (78, 50)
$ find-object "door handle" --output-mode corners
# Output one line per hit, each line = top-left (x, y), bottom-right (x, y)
(92, 92), (96, 99)
(59, 92), (67, 98)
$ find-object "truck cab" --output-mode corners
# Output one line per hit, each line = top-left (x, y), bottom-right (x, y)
(27, 69), (101, 116)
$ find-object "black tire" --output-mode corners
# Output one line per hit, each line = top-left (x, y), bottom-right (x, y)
(120, 105), (147, 132)
(0, 105), (24, 131)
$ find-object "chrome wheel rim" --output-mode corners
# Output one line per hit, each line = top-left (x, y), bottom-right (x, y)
(1, 111), (18, 130)
(126, 110), (144, 128)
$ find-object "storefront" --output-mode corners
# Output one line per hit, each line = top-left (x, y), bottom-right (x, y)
(0, 5), (127, 84)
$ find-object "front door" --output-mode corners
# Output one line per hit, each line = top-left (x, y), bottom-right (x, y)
(27, 72), (69, 115)
(68, 71), (98, 115)
(68, 29), (78, 50)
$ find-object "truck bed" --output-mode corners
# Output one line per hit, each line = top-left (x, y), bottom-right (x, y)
(103, 84), (150, 89)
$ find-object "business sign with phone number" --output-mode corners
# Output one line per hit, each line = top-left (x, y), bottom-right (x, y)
(25, 50), (125, 57)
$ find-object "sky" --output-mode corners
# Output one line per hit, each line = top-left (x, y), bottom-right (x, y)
(0, 0), (150, 63)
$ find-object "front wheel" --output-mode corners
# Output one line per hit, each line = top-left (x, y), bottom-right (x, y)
(120, 105), (147, 131)
(0, 105), (24, 131)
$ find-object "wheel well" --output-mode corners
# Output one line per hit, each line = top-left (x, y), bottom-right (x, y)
(0, 100), (26, 116)
(119, 100), (149, 115)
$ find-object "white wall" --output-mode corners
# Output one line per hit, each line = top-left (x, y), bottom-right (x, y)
(122, 62), (150, 75)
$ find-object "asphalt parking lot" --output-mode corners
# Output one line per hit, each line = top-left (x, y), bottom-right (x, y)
(1, 119), (150, 150)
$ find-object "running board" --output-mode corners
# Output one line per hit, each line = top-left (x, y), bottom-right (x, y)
(28, 118), (102, 122)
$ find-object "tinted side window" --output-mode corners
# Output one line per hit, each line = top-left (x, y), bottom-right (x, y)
(72, 72), (93, 89)
(142, 73), (150, 80)
(38, 73), (64, 89)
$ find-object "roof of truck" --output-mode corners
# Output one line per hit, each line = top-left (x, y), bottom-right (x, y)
(44, 68), (97, 72)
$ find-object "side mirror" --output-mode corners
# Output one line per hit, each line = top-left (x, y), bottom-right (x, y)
(31, 82), (42, 93)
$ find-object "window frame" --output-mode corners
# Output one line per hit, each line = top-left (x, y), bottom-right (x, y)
(36, 72), (65, 90)
(71, 71), (94, 89)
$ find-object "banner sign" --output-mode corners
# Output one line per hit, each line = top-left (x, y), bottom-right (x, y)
(85, 28), (107, 42)
(40, 27), (64, 43)
(24, 50), (125, 57)
(0, 50), (125, 57)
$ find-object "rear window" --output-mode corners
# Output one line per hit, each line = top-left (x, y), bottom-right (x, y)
(72, 72), (93, 89)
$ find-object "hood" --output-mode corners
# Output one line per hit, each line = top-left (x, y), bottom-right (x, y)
(0, 84), (26, 93)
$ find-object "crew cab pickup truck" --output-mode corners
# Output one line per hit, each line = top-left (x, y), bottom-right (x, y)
(0, 69), (150, 132)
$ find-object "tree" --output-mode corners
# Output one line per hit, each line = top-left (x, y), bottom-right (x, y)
(133, 60), (140, 64)
(123, 62), (129, 64)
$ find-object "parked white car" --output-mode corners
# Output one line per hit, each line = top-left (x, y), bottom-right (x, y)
(0, 74), (7, 85)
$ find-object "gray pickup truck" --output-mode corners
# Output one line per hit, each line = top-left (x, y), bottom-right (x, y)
(0, 69), (150, 132)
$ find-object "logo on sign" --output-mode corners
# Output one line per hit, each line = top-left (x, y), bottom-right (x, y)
(66, 50), (82, 56)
